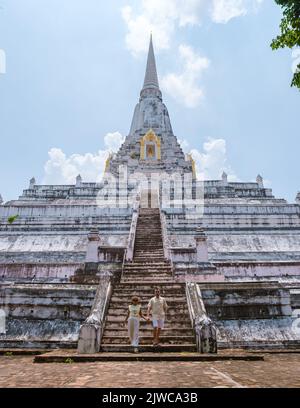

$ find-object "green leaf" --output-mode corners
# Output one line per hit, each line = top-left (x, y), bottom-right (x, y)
(8, 215), (19, 224)
(271, 1), (300, 90)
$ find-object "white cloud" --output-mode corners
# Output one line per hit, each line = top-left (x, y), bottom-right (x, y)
(211, 0), (263, 24)
(122, 5), (172, 55)
(122, 1), (264, 107)
(43, 132), (237, 185)
(0, 49), (6, 74)
(211, 0), (247, 24)
(190, 138), (238, 181)
(161, 44), (210, 108)
(104, 132), (125, 152)
(43, 132), (124, 184)
(122, 0), (205, 55)
(122, 0), (264, 55)
(178, 138), (190, 152)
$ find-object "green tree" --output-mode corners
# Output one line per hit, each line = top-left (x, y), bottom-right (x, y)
(271, 0), (300, 89)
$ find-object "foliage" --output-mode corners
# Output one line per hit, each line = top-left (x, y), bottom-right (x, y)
(271, 0), (300, 89)
(130, 152), (139, 159)
(64, 358), (74, 364)
(7, 215), (19, 224)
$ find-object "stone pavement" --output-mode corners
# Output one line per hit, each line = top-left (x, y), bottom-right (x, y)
(33, 349), (264, 363)
(0, 353), (300, 388)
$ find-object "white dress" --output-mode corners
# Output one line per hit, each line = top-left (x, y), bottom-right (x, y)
(128, 304), (141, 347)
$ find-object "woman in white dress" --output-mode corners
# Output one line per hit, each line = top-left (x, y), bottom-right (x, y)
(124, 296), (148, 353)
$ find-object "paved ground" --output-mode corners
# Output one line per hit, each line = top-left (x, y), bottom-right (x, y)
(32, 349), (264, 363)
(0, 352), (300, 388)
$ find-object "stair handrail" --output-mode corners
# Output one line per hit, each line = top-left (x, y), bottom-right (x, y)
(122, 192), (141, 278)
(125, 208), (139, 262)
(126, 207), (140, 261)
(121, 249), (127, 281)
(77, 274), (112, 353)
(85, 276), (112, 327)
(186, 282), (218, 354)
(160, 209), (171, 260)
(160, 209), (175, 275)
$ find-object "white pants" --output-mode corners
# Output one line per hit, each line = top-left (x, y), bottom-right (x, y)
(128, 317), (140, 347)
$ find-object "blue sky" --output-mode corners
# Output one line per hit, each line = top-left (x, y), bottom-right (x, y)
(0, 0), (299, 202)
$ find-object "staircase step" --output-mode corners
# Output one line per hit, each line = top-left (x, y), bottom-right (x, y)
(105, 319), (192, 327)
(133, 256), (165, 258)
(113, 293), (185, 298)
(134, 253), (165, 255)
(123, 265), (172, 270)
(113, 288), (185, 293)
(132, 259), (166, 262)
(109, 306), (186, 312)
(134, 248), (164, 250)
(110, 300), (186, 306)
(134, 247), (163, 249)
(135, 245), (163, 247)
(111, 296), (186, 302)
(133, 255), (165, 258)
(124, 265), (171, 268)
(107, 309), (190, 316)
(111, 297), (185, 302)
(111, 288), (186, 294)
(121, 278), (175, 281)
(121, 279), (175, 282)
(123, 269), (172, 273)
(134, 243), (163, 245)
(101, 205), (196, 354)
(106, 311), (190, 317)
(103, 329), (194, 336)
(101, 345), (197, 353)
(134, 250), (165, 256)
(113, 284), (184, 289)
(123, 278), (173, 280)
(101, 336), (195, 345)
(123, 275), (172, 279)
(125, 261), (171, 265)
(133, 253), (165, 255)
(113, 284), (185, 290)
(125, 258), (170, 266)
(122, 277), (172, 280)
(123, 270), (171, 273)
(121, 276), (174, 279)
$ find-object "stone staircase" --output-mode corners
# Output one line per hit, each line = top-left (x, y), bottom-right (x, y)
(101, 208), (196, 352)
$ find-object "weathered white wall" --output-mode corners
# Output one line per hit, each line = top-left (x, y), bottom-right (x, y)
(0, 235), (88, 252)
(218, 263), (300, 280)
(216, 318), (300, 348)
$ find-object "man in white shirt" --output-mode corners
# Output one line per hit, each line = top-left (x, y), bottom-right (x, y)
(147, 287), (168, 346)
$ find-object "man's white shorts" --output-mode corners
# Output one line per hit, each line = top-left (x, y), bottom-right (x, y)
(152, 318), (165, 329)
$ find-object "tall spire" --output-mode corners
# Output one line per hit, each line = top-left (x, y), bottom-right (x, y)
(143, 34), (159, 90)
